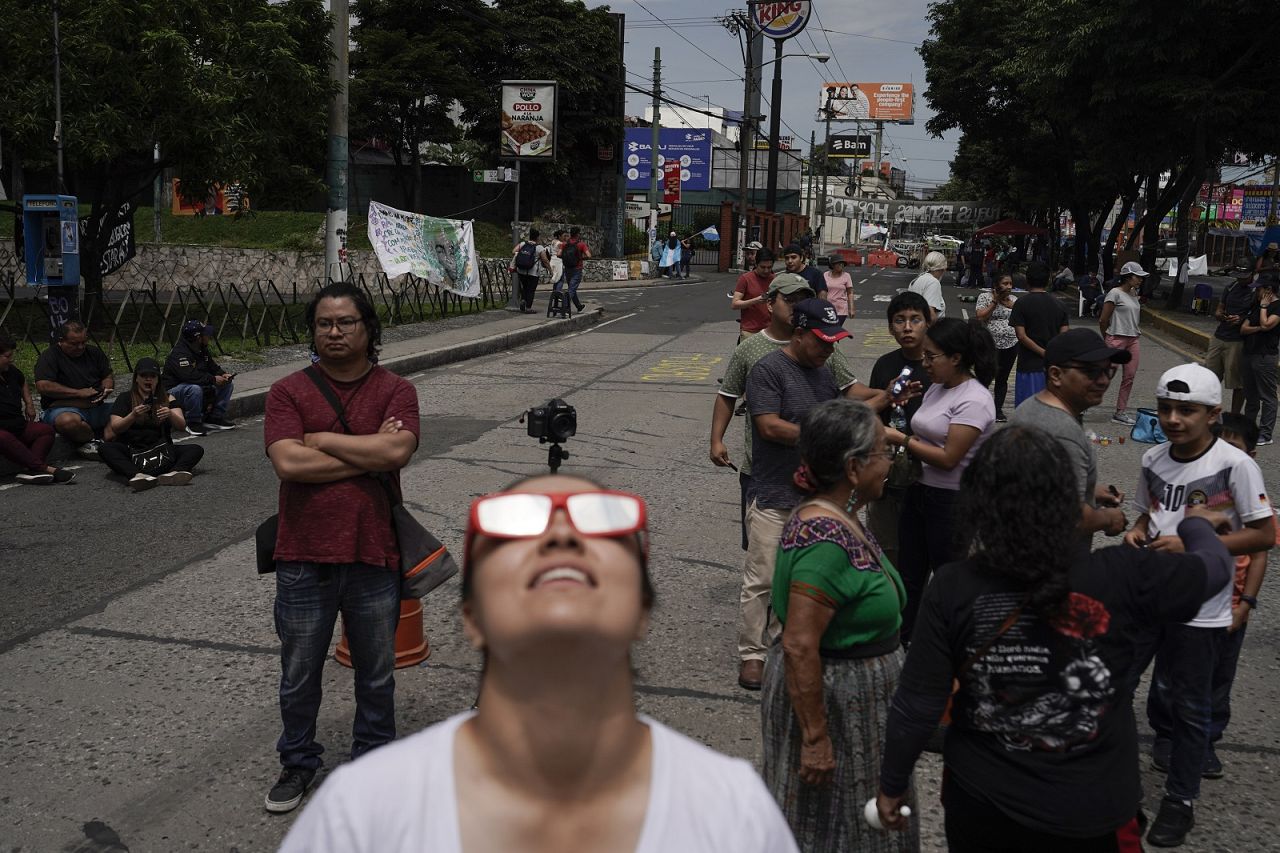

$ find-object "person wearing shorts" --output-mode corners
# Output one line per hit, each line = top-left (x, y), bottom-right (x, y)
(34, 321), (114, 458)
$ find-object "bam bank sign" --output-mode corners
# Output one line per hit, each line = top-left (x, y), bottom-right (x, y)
(751, 2), (810, 40)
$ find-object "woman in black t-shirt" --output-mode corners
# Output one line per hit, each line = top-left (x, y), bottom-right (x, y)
(874, 426), (1232, 851)
(0, 332), (74, 484)
(1240, 277), (1280, 444)
(102, 358), (204, 491)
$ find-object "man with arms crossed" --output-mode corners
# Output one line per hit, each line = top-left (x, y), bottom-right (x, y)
(263, 282), (420, 814)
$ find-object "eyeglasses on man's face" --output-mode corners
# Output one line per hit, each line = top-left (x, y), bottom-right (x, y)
(315, 317), (363, 334)
(1065, 362), (1117, 381)
(891, 316), (927, 328)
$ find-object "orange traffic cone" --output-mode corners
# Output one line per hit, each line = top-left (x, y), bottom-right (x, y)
(335, 599), (430, 669)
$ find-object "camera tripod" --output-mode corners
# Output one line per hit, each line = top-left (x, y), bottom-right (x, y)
(545, 441), (570, 473)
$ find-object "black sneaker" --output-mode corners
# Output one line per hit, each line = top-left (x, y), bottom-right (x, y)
(1152, 737), (1171, 772)
(995, 412), (1008, 423)
(52, 468), (76, 484)
(15, 472), (55, 484)
(204, 416), (236, 431)
(1147, 796), (1194, 847)
(265, 766), (316, 814)
(186, 422), (209, 437)
(77, 439), (104, 459)
(1202, 744), (1223, 779)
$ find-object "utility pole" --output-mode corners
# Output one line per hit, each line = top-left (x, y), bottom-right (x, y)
(818, 93), (834, 256)
(807, 131), (816, 227)
(52, 0), (65, 192)
(324, 0), (350, 283)
(764, 39), (784, 211)
(649, 47), (661, 207)
(153, 143), (162, 242)
(723, 10), (754, 268)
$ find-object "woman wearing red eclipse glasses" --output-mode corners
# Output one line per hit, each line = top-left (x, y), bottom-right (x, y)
(281, 474), (799, 853)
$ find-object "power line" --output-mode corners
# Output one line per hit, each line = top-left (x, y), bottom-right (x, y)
(629, 0), (743, 80)
(810, 7), (853, 89)
(814, 27), (922, 47)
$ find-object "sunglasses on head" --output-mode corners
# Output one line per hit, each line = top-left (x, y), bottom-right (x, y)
(464, 490), (649, 565)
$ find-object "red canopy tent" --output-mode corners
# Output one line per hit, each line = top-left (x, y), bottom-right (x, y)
(975, 218), (1048, 237)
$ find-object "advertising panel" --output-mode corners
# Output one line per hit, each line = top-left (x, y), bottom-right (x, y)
(500, 80), (557, 160)
(624, 129), (712, 192)
(1241, 186), (1273, 230)
(751, 2), (810, 40)
(663, 161), (682, 204)
(819, 83), (915, 123)
(828, 133), (872, 159)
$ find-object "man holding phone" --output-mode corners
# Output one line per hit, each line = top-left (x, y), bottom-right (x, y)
(163, 319), (237, 435)
(34, 320), (115, 458)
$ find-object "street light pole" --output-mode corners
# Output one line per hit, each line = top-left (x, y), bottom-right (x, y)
(736, 18), (754, 264)
(764, 39), (784, 212)
(324, 0), (350, 283)
(52, 0), (65, 192)
(819, 93), (834, 255)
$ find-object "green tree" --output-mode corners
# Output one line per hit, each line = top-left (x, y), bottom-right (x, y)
(350, 0), (490, 211)
(921, 0), (1280, 301)
(0, 0), (331, 302)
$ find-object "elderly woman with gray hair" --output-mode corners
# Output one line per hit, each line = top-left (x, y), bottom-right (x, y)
(909, 251), (948, 322)
(763, 398), (919, 853)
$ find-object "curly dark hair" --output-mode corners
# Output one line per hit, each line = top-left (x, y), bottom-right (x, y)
(926, 317), (997, 386)
(305, 282), (382, 359)
(956, 426), (1080, 618)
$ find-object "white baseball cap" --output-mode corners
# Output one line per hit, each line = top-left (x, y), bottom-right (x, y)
(1119, 261), (1149, 277)
(1156, 364), (1221, 407)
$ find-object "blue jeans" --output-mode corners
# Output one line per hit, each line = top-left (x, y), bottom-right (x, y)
(1210, 622), (1248, 742)
(1146, 623), (1226, 800)
(556, 268), (583, 303)
(273, 561), (400, 770)
(42, 402), (112, 433)
(168, 381), (233, 423)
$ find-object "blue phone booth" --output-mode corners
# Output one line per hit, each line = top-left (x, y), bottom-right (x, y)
(23, 194), (80, 286)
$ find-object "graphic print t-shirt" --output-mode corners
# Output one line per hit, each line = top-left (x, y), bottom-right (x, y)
(899, 545), (1210, 837)
(1133, 438), (1271, 627)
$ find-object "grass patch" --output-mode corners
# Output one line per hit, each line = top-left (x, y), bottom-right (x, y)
(2, 206), (514, 258)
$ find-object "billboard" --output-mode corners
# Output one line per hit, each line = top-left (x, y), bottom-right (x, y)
(828, 133), (871, 159)
(751, 2), (810, 40)
(819, 83), (915, 123)
(624, 128), (712, 192)
(500, 80), (557, 160)
(1241, 186), (1273, 230)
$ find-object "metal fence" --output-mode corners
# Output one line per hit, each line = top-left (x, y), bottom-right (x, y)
(0, 253), (514, 372)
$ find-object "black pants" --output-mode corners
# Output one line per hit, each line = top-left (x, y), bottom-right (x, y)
(897, 482), (959, 643)
(517, 273), (539, 309)
(944, 773), (1143, 853)
(991, 346), (1017, 414)
(99, 441), (204, 477)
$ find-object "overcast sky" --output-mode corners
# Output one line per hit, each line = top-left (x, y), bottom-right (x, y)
(616, 0), (959, 193)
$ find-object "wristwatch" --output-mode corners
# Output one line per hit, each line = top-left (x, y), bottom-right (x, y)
(1240, 594), (1259, 609)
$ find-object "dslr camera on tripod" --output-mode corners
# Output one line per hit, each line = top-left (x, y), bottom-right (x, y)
(523, 398), (577, 473)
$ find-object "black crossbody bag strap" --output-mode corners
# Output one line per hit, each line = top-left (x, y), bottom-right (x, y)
(302, 365), (400, 504)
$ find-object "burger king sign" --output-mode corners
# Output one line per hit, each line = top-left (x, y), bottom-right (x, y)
(751, 1), (811, 40)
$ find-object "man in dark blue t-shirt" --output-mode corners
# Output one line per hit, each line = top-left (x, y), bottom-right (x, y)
(735, 299), (849, 690)
(782, 243), (827, 299)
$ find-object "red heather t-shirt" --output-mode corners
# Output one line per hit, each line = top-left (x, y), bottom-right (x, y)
(735, 270), (774, 332)
(265, 365), (421, 569)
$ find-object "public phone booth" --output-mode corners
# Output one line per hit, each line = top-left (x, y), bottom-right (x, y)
(22, 194), (80, 329)
(23, 194), (80, 285)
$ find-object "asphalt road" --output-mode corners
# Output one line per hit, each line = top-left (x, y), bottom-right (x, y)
(3, 268), (1278, 852)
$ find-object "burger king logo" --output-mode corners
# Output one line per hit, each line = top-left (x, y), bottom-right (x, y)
(752, 1), (811, 40)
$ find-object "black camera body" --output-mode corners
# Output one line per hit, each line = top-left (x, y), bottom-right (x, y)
(525, 398), (577, 444)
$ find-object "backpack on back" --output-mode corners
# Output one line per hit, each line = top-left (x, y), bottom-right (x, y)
(561, 240), (581, 269)
(514, 241), (540, 272)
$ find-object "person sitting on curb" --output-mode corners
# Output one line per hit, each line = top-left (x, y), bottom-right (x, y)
(102, 357), (204, 491)
(0, 331), (74, 484)
(34, 320), (114, 459)
(163, 320), (236, 436)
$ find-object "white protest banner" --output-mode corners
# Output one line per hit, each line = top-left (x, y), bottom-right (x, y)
(367, 202), (481, 298)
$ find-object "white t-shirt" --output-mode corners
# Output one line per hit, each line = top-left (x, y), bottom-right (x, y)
(1133, 438), (1271, 627)
(279, 712), (800, 853)
(1103, 287), (1142, 337)
(909, 272), (945, 317)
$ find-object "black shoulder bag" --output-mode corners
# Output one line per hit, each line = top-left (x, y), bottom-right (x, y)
(254, 367), (459, 599)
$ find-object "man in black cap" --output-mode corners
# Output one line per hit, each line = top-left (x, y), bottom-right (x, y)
(163, 319), (236, 435)
(1009, 328), (1131, 553)
(782, 243), (827, 299)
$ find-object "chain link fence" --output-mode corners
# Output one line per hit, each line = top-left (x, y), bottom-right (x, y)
(0, 246), (513, 372)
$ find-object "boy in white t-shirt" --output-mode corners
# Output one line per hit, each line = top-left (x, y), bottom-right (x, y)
(1123, 364), (1276, 848)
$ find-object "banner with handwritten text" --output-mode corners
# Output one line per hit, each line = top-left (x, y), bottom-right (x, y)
(367, 202), (481, 297)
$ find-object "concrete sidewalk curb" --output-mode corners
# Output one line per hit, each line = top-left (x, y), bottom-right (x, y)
(225, 306), (604, 420)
